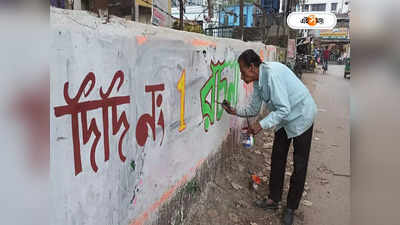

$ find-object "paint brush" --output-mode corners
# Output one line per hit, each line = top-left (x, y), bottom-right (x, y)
(216, 100), (230, 105)
(217, 100), (232, 110)
(245, 109), (250, 128)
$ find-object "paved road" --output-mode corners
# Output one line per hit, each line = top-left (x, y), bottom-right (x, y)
(302, 65), (350, 225)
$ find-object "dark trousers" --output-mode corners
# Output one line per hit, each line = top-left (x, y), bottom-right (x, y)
(322, 58), (328, 71)
(268, 125), (313, 209)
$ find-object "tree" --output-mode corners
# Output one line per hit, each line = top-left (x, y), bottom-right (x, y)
(131, 0), (135, 21)
(240, 0), (244, 40)
(179, 0), (184, 30)
(253, 2), (269, 44)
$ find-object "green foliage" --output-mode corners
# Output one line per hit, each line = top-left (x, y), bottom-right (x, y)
(172, 20), (204, 34)
(184, 180), (200, 194)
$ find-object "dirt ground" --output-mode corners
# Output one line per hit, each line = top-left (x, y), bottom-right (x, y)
(181, 65), (350, 225)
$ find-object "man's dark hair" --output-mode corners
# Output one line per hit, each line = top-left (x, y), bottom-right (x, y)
(238, 49), (262, 68)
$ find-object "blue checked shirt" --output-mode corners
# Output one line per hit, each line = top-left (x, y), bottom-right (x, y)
(236, 62), (318, 138)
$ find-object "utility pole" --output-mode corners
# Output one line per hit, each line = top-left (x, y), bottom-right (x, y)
(179, 0), (184, 30)
(239, 0), (244, 40)
(253, 2), (267, 43)
(131, 0), (136, 21)
(208, 0), (213, 19)
(282, 0), (288, 38)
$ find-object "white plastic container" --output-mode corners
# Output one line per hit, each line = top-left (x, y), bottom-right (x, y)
(240, 128), (254, 149)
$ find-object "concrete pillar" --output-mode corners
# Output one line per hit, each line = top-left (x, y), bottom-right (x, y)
(135, 3), (139, 21)
(74, 0), (82, 10)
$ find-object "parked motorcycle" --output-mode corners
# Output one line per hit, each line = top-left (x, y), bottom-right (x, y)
(299, 55), (315, 73)
(337, 56), (345, 65)
(344, 57), (351, 79)
(307, 55), (315, 73)
(294, 58), (303, 80)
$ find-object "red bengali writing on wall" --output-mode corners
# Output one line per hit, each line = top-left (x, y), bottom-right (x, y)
(54, 71), (165, 176)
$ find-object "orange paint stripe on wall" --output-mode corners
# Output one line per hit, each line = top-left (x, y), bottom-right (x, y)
(130, 158), (206, 225)
(136, 36), (147, 45)
(195, 158), (205, 168)
(191, 39), (216, 47)
(259, 49), (265, 62)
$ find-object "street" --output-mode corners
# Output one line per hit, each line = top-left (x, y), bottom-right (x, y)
(302, 64), (350, 225)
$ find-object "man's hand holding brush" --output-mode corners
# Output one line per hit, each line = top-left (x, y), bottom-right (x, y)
(219, 100), (237, 115)
(220, 100), (262, 135)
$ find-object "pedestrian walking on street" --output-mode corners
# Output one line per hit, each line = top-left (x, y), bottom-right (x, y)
(313, 47), (319, 60)
(322, 47), (330, 73)
(222, 49), (318, 225)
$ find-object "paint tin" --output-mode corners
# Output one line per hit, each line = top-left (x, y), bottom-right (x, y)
(241, 128), (254, 149)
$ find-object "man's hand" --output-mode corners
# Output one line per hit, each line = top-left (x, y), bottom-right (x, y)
(248, 122), (262, 135)
(221, 101), (237, 115)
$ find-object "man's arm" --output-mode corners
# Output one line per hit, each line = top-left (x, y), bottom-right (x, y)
(236, 86), (262, 117)
(258, 74), (291, 129)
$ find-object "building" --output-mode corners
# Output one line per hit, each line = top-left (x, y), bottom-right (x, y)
(295, 0), (351, 61)
(203, 0), (297, 42)
(261, 0), (281, 13)
(135, 0), (153, 24)
(296, 0), (350, 14)
(201, 3), (256, 39)
(56, 0), (172, 27)
(171, 0), (220, 31)
(219, 4), (254, 27)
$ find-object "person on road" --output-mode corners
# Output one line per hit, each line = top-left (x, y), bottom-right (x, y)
(313, 47), (319, 60)
(222, 49), (317, 225)
(322, 47), (330, 73)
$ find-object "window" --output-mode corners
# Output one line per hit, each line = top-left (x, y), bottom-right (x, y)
(187, 0), (202, 6)
(302, 4), (309, 12)
(311, 4), (326, 11)
(224, 15), (228, 25)
(172, 0), (179, 7)
(331, 3), (338, 12)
